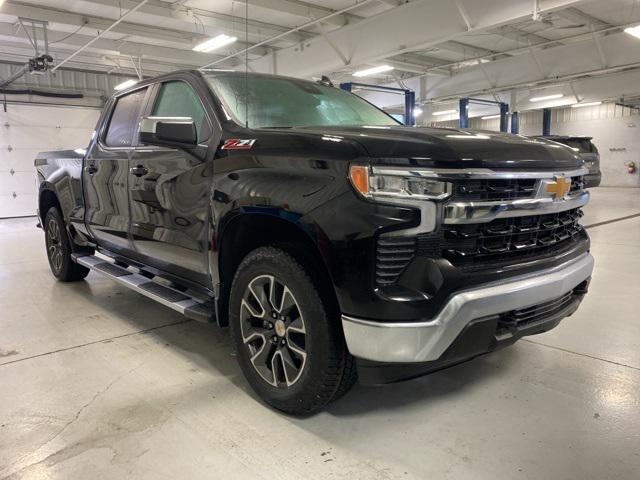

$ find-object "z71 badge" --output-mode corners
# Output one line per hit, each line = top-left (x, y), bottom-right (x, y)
(221, 139), (256, 150)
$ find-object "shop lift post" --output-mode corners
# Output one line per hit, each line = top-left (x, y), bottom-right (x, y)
(340, 82), (416, 126)
(458, 97), (510, 132)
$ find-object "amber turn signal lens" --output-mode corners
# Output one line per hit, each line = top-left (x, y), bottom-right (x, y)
(349, 165), (369, 196)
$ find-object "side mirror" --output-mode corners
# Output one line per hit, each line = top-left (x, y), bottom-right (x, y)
(139, 116), (197, 148)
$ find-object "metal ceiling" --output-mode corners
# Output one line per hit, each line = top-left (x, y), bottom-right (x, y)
(0, 0), (638, 110)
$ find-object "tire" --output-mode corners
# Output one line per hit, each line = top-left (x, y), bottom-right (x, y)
(229, 247), (356, 415)
(44, 207), (90, 282)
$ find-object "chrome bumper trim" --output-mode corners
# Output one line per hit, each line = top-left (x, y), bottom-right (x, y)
(444, 191), (589, 224)
(341, 252), (594, 363)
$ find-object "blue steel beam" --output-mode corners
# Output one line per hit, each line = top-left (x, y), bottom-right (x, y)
(499, 103), (509, 132)
(459, 97), (469, 128)
(511, 111), (519, 134)
(542, 108), (551, 135)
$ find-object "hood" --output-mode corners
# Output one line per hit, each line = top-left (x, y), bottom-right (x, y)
(289, 126), (584, 170)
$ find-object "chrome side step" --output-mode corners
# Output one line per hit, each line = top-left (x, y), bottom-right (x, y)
(72, 253), (214, 323)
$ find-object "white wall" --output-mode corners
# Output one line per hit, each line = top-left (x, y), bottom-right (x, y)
(431, 103), (640, 188)
(0, 104), (101, 218)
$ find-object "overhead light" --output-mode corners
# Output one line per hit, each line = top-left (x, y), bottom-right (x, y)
(571, 101), (602, 108)
(530, 93), (564, 102)
(481, 114), (501, 120)
(624, 25), (640, 39)
(413, 107), (423, 117)
(353, 65), (394, 77)
(193, 34), (238, 53)
(432, 109), (457, 116)
(114, 79), (138, 91)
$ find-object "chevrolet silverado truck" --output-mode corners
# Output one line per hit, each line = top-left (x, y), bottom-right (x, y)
(35, 70), (594, 414)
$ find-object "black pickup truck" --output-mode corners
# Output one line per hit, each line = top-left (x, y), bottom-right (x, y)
(35, 70), (594, 414)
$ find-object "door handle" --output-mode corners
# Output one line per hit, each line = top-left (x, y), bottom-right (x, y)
(129, 165), (149, 177)
(87, 164), (98, 175)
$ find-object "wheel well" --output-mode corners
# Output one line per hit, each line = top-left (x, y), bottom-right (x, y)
(39, 189), (61, 223)
(216, 214), (338, 326)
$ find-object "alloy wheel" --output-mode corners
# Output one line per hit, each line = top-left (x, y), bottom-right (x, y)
(46, 218), (64, 273)
(239, 275), (307, 387)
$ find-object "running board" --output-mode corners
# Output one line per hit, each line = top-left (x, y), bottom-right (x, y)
(72, 253), (214, 323)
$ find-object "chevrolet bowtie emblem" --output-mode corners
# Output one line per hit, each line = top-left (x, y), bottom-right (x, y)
(545, 176), (571, 199)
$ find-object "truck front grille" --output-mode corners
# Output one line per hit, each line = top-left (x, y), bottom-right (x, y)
(451, 176), (584, 202)
(375, 171), (587, 286)
(441, 208), (584, 267)
(451, 178), (536, 201)
(375, 209), (585, 286)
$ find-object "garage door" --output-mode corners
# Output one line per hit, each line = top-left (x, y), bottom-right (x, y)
(0, 104), (101, 218)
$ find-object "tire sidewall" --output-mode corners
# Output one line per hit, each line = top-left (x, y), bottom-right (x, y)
(229, 248), (337, 411)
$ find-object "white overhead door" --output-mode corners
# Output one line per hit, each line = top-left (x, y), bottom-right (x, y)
(0, 104), (101, 218)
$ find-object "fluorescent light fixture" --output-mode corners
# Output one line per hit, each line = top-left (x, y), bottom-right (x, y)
(624, 25), (640, 39)
(571, 101), (602, 108)
(432, 109), (457, 116)
(413, 107), (423, 117)
(481, 114), (501, 120)
(114, 79), (138, 91)
(353, 65), (394, 77)
(530, 93), (564, 102)
(193, 34), (237, 53)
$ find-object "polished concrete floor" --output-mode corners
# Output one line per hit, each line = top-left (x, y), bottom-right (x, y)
(1, 188), (639, 480)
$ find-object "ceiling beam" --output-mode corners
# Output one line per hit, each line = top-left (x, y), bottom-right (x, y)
(362, 28), (640, 106)
(237, 0), (360, 27)
(2, 1), (272, 54)
(248, 0), (589, 77)
(553, 6), (611, 28)
(428, 40), (503, 59)
(491, 24), (553, 46)
(0, 41), (189, 75)
(0, 22), (237, 67)
(20, 0), (309, 43)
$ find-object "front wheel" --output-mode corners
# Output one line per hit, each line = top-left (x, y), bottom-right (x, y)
(44, 207), (90, 282)
(229, 247), (356, 415)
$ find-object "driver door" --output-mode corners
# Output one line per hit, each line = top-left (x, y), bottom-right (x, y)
(128, 79), (218, 286)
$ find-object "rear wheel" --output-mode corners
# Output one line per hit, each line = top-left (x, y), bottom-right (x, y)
(44, 207), (90, 282)
(229, 247), (356, 415)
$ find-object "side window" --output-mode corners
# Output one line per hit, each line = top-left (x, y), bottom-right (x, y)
(104, 87), (148, 147)
(152, 81), (210, 142)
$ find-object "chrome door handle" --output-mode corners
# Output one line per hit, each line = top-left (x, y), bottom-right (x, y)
(129, 165), (149, 177)
(87, 164), (98, 175)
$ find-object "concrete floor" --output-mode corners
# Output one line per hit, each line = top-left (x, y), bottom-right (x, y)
(1, 187), (639, 480)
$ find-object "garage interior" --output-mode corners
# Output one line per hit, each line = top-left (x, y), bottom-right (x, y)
(0, 0), (639, 478)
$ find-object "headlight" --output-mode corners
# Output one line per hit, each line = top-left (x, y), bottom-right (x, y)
(349, 165), (452, 201)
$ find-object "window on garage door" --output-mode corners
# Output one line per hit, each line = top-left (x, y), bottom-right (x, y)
(151, 81), (211, 143)
(104, 87), (148, 147)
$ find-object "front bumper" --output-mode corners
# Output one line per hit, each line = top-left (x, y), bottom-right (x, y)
(342, 252), (594, 364)
(584, 172), (601, 188)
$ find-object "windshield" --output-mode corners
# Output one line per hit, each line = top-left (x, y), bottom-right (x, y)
(206, 74), (399, 129)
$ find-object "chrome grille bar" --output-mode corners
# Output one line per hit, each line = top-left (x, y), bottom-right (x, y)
(444, 191), (589, 224)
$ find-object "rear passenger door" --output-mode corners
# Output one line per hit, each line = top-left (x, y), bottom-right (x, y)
(128, 79), (218, 286)
(84, 86), (149, 256)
